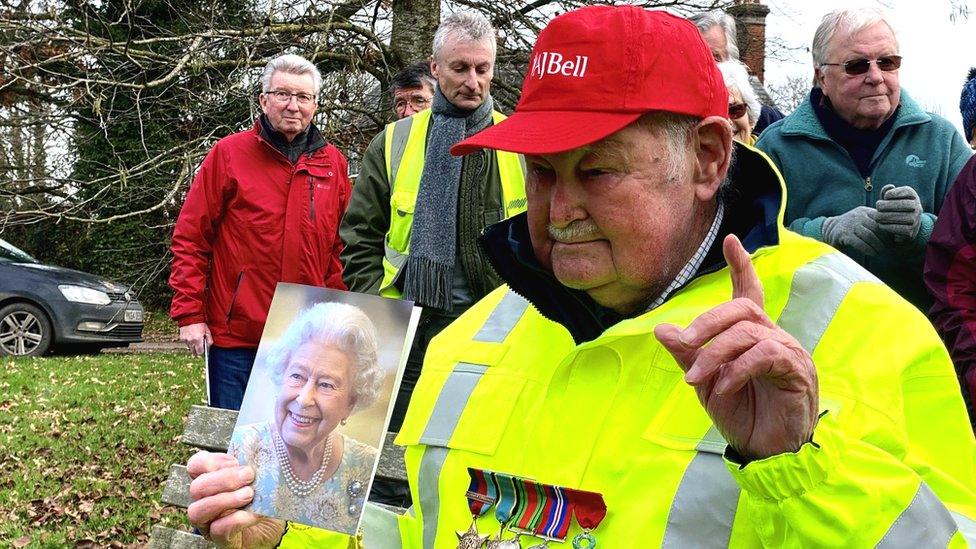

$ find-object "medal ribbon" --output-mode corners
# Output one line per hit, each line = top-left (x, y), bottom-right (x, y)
(493, 471), (521, 527)
(535, 484), (572, 540)
(566, 488), (607, 530)
(513, 478), (545, 532)
(465, 467), (497, 517)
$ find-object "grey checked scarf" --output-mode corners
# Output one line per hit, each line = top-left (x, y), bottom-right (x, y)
(401, 87), (494, 311)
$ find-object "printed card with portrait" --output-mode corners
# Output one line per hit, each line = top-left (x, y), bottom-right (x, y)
(229, 282), (420, 535)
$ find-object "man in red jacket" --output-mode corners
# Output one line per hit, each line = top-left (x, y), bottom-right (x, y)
(169, 54), (350, 410)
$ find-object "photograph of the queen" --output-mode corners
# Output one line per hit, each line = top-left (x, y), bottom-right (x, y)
(228, 284), (416, 534)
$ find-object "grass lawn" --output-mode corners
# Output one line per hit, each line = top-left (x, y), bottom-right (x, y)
(0, 351), (205, 547)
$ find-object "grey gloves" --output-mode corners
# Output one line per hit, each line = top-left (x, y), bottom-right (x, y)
(875, 184), (922, 241)
(822, 185), (924, 256)
(822, 206), (886, 256)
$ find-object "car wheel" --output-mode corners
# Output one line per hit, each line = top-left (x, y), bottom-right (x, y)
(0, 303), (53, 357)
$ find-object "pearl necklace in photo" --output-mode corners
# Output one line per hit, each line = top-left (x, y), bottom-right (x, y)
(273, 430), (334, 498)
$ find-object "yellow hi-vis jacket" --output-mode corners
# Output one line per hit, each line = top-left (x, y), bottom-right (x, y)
(377, 108), (526, 298)
(281, 150), (976, 547)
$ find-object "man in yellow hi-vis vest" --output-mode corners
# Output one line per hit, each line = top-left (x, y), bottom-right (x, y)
(188, 7), (975, 547)
(338, 13), (526, 475)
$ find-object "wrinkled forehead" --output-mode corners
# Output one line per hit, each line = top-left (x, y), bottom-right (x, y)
(828, 20), (899, 56)
(269, 70), (316, 92)
(437, 30), (495, 55)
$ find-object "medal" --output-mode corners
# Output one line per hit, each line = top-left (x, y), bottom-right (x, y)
(486, 472), (522, 549)
(490, 534), (523, 549)
(459, 469), (607, 549)
(457, 468), (496, 549)
(457, 523), (490, 549)
(566, 488), (607, 549)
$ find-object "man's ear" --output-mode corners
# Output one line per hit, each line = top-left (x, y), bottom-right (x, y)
(429, 56), (439, 79)
(691, 116), (733, 202)
(813, 67), (825, 89)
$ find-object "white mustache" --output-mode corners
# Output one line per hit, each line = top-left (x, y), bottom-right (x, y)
(548, 221), (601, 242)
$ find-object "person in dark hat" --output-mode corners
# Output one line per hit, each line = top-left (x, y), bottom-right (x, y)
(186, 7), (976, 547)
(962, 67), (976, 148)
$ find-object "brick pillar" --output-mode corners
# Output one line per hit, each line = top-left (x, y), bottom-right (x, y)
(728, 1), (771, 83)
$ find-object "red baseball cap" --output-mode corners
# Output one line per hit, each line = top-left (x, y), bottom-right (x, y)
(451, 6), (727, 156)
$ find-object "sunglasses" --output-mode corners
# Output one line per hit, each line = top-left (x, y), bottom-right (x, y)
(821, 55), (902, 76)
(728, 103), (748, 119)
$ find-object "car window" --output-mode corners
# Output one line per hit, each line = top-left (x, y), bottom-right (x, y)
(0, 239), (38, 264)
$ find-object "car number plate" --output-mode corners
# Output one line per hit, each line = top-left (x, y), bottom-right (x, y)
(124, 309), (143, 323)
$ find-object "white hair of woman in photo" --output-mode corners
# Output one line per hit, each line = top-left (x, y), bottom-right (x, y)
(228, 301), (382, 535)
(717, 60), (761, 144)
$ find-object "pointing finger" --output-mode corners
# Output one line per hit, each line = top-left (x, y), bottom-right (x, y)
(723, 234), (764, 308)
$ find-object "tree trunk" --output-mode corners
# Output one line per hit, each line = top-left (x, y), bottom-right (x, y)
(390, 0), (440, 69)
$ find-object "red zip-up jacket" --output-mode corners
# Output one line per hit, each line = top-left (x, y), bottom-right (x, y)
(169, 121), (350, 348)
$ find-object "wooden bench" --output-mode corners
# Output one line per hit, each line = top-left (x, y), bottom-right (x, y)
(148, 405), (407, 548)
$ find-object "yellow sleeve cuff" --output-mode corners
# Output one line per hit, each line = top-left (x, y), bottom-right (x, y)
(278, 522), (362, 549)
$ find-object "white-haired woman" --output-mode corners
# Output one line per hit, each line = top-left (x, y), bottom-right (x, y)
(717, 60), (762, 144)
(228, 302), (381, 534)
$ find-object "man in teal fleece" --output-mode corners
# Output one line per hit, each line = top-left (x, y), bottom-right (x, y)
(757, 8), (972, 310)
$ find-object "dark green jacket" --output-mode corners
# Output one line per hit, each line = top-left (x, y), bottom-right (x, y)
(339, 122), (508, 306)
(757, 90), (972, 309)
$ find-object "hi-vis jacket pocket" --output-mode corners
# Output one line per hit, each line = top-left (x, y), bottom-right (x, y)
(396, 362), (527, 457)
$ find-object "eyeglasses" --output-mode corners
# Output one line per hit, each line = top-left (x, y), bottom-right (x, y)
(393, 95), (432, 114)
(265, 90), (316, 105)
(728, 103), (748, 120)
(820, 55), (902, 76)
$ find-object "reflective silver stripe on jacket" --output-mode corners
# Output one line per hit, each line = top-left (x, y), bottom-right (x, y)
(418, 363), (488, 447)
(777, 253), (879, 353)
(664, 253), (877, 546)
(388, 116), (414, 185)
(474, 291), (529, 343)
(361, 503), (404, 548)
(414, 291), (529, 548)
(383, 242), (409, 272)
(951, 511), (976, 544)
(663, 426), (737, 548)
(876, 483), (958, 547)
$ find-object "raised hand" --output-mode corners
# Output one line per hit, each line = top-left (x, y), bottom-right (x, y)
(654, 234), (818, 461)
(186, 451), (286, 548)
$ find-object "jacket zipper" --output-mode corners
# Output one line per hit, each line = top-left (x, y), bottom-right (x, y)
(309, 176), (316, 221)
(226, 270), (245, 322)
(864, 176), (873, 192)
